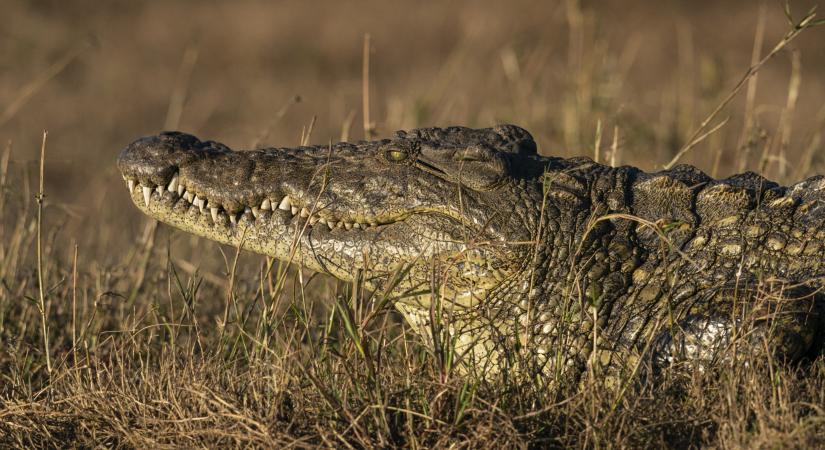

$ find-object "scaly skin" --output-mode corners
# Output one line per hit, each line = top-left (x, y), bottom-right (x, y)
(117, 125), (825, 382)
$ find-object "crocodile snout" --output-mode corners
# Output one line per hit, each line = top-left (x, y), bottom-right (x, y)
(117, 131), (214, 187)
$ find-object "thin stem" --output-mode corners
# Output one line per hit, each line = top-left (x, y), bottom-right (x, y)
(737, 1), (767, 173)
(36, 130), (51, 374)
(220, 227), (247, 345)
(72, 244), (78, 369)
(664, 9), (821, 169)
(362, 33), (375, 139)
(164, 43), (199, 130)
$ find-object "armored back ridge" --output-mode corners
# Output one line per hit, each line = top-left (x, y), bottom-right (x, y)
(117, 125), (825, 382)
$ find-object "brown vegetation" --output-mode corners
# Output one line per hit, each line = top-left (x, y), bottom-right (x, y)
(1, 0), (825, 447)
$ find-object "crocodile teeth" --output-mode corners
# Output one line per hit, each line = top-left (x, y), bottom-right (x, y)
(278, 196), (292, 211)
(167, 175), (179, 193)
(309, 216), (320, 225)
(260, 199), (271, 210)
(184, 191), (194, 203)
(251, 207), (260, 219)
(177, 184), (185, 196)
(300, 207), (310, 218)
(155, 185), (164, 196)
(127, 179), (136, 192)
(210, 207), (219, 222)
(194, 196), (205, 212)
(229, 214), (237, 225)
(344, 222), (353, 230)
(352, 223), (361, 229)
(291, 206), (299, 215)
(142, 186), (152, 206)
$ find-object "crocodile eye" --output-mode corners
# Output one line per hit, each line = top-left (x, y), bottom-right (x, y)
(385, 149), (408, 162)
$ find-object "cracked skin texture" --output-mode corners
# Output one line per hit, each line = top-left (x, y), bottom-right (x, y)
(117, 124), (825, 382)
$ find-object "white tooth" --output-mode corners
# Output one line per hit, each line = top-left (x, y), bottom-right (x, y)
(261, 199), (272, 210)
(177, 184), (185, 196)
(300, 208), (310, 218)
(230, 214), (237, 225)
(324, 221), (333, 230)
(291, 206), (299, 215)
(211, 207), (219, 222)
(127, 179), (136, 192)
(156, 185), (164, 196)
(309, 216), (320, 225)
(251, 207), (260, 219)
(278, 196), (291, 211)
(184, 191), (194, 203)
(194, 195), (204, 212)
(352, 223), (361, 229)
(244, 207), (252, 217)
(142, 186), (152, 206)
(344, 222), (353, 230)
(167, 175), (179, 193)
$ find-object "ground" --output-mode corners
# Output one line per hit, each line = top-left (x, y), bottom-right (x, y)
(1, 0), (825, 447)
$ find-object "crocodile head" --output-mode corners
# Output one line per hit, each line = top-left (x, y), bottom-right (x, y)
(117, 125), (543, 311)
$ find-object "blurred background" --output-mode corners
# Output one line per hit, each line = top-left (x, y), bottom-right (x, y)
(2, 0), (825, 262)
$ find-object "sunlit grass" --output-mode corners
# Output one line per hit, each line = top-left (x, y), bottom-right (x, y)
(1, 1), (824, 447)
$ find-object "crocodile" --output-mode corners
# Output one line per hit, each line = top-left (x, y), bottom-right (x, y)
(117, 125), (825, 382)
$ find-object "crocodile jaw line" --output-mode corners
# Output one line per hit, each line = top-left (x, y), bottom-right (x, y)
(122, 173), (475, 285)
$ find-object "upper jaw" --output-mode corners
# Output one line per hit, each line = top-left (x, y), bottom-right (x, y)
(120, 171), (401, 232)
(116, 132), (393, 232)
(117, 132), (496, 235)
(117, 130), (527, 251)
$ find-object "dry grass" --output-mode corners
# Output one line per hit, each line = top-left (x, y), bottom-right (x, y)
(2, 0), (825, 447)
